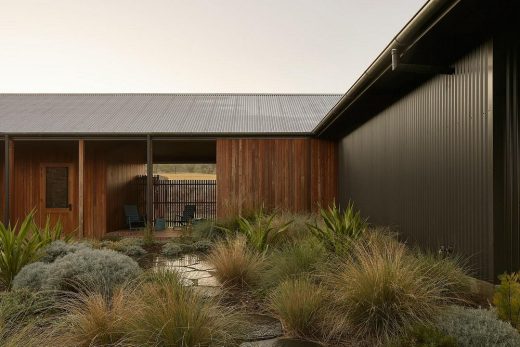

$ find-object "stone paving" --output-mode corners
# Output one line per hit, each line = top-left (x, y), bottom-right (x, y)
(143, 253), (321, 346)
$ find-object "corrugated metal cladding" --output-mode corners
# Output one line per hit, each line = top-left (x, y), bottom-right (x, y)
(499, 39), (520, 275)
(0, 94), (341, 135)
(338, 42), (494, 281)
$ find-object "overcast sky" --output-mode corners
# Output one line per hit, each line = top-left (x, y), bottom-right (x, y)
(0, 0), (425, 93)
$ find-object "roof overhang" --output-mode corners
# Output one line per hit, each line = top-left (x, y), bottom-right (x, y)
(314, 0), (510, 139)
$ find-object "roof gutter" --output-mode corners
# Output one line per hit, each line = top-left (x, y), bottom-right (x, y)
(313, 0), (461, 136)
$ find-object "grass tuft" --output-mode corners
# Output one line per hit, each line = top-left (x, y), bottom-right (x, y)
(269, 276), (328, 340)
(207, 236), (265, 289)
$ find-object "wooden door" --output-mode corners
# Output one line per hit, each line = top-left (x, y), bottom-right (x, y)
(40, 163), (76, 233)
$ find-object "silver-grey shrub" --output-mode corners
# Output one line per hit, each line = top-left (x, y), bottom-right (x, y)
(437, 306), (520, 347)
(161, 243), (182, 257)
(11, 262), (51, 292)
(193, 240), (213, 252)
(13, 248), (141, 295)
(40, 240), (90, 263)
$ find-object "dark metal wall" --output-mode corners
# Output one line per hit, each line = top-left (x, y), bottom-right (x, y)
(338, 42), (495, 281)
(494, 35), (520, 277)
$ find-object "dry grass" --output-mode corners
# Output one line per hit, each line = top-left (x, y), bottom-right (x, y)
(57, 288), (131, 346)
(269, 276), (328, 340)
(207, 236), (265, 289)
(127, 270), (243, 346)
(260, 237), (326, 291)
(325, 231), (457, 345)
(0, 322), (57, 347)
(54, 270), (244, 346)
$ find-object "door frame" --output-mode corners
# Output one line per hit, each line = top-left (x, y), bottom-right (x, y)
(39, 162), (75, 215)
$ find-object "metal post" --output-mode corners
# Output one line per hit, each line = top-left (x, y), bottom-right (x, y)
(146, 135), (153, 226)
(3, 135), (9, 225)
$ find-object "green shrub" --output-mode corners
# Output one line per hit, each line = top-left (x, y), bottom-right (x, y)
(207, 236), (265, 289)
(161, 242), (183, 257)
(307, 202), (367, 255)
(269, 277), (327, 340)
(220, 209), (292, 253)
(0, 212), (61, 288)
(437, 306), (520, 347)
(13, 248), (141, 295)
(494, 272), (520, 329)
(179, 242), (195, 253)
(261, 238), (326, 291)
(325, 232), (458, 344)
(119, 244), (146, 257)
(127, 270), (243, 346)
(193, 240), (213, 252)
(99, 238), (147, 257)
(33, 215), (71, 244)
(272, 212), (316, 243)
(192, 220), (226, 240)
(40, 241), (90, 263)
(390, 325), (457, 347)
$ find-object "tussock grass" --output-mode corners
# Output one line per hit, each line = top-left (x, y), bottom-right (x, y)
(324, 231), (465, 345)
(0, 322), (56, 347)
(269, 276), (328, 340)
(57, 289), (131, 346)
(207, 236), (265, 289)
(261, 237), (326, 291)
(127, 270), (243, 346)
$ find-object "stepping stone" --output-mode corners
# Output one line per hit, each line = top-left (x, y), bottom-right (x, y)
(239, 314), (283, 341)
(196, 276), (220, 287)
(189, 261), (215, 271)
(181, 270), (213, 280)
(240, 338), (323, 347)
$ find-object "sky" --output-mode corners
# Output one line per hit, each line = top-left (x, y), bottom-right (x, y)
(0, 0), (425, 94)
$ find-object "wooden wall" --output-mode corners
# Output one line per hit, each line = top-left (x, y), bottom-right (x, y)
(11, 141), (79, 231)
(3, 140), (145, 239)
(83, 141), (145, 239)
(216, 138), (337, 218)
(0, 140), (4, 223)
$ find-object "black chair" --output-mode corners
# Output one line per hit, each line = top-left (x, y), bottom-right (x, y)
(124, 205), (146, 230)
(174, 205), (196, 226)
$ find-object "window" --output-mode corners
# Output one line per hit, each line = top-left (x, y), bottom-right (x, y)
(45, 167), (69, 208)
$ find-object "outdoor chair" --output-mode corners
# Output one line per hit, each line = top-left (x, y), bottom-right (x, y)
(174, 204), (196, 226)
(124, 205), (146, 230)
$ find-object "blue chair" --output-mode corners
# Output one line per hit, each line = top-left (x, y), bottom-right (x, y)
(124, 205), (146, 230)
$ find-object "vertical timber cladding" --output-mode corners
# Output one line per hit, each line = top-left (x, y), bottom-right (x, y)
(0, 140), (4, 222)
(338, 42), (494, 281)
(83, 141), (146, 239)
(216, 138), (336, 218)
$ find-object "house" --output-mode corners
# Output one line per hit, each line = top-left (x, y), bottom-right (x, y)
(316, 0), (519, 282)
(1, 0), (518, 281)
(0, 94), (340, 239)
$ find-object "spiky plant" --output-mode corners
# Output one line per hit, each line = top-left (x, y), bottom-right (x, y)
(220, 209), (292, 253)
(307, 202), (367, 255)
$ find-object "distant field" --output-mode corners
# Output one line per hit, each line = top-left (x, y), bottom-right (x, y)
(157, 172), (217, 180)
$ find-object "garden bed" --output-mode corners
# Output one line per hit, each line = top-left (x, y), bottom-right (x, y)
(1, 208), (520, 346)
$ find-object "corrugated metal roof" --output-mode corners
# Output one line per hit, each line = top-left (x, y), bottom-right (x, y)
(0, 94), (342, 135)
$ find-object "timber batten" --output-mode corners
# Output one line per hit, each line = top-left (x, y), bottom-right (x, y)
(216, 138), (337, 218)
